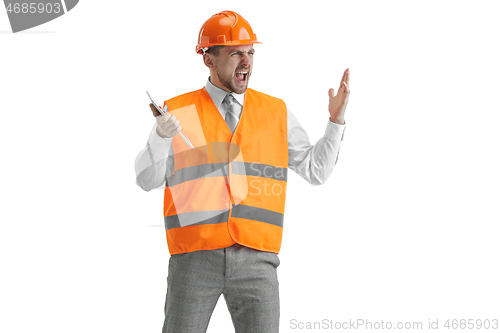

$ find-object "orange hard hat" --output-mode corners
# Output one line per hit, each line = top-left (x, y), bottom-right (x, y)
(196, 11), (261, 54)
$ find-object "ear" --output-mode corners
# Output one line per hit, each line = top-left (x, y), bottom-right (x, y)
(203, 53), (216, 69)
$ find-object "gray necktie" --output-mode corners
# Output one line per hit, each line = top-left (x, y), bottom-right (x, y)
(223, 94), (238, 133)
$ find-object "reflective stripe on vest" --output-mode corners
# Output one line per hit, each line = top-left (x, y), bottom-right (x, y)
(162, 87), (288, 255)
(164, 204), (284, 230)
(165, 162), (287, 187)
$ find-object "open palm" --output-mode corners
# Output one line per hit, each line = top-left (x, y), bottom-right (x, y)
(328, 68), (350, 125)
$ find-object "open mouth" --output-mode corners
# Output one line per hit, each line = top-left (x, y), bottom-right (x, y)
(235, 71), (248, 84)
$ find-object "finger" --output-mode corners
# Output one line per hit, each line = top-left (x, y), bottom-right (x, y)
(340, 82), (350, 103)
(150, 103), (161, 117)
(340, 68), (350, 89)
(339, 82), (346, 96)
(156, 112), (171, 125)
(328, 88), (335, 99)
(168, 115), (177, 125)
(339, 70), (347, 90)
(159, 114), (175, 126)
(345, 68), (350, 87)
(344, 81), (350, 94)
(165, 119), (180, 132)
(170, 124), (182, 136)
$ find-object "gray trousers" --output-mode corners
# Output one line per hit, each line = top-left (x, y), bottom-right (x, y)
(162, 243), (280, 333)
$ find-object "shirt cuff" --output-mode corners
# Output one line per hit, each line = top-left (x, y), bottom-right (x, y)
(148, 123), (173, 155)
(324, 119), (346, 142)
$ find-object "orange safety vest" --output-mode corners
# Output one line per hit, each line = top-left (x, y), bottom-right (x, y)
(162, 87), (288, 255)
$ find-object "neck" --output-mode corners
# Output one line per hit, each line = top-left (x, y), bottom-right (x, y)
(209, 73), (231, 92)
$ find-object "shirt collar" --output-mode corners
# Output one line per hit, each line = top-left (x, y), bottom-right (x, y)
(205, 77), (245, 109)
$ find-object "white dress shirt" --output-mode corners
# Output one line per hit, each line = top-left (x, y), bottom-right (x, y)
(135, 78), (346, 191)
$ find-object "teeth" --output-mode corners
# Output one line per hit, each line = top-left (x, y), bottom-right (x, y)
(237, 72), (247, 74)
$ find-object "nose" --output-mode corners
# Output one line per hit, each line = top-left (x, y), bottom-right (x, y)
(240, 53), (251, 67)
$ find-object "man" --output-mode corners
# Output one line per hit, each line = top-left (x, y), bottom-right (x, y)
(135, 10), (350, 333)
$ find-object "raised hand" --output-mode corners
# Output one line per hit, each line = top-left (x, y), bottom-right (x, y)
(328, 68), (350, 125)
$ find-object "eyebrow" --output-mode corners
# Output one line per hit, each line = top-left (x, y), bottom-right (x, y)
(229, 49), (255, 54)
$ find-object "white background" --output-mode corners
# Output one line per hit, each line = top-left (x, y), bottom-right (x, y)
(1, 0), (499, 332)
